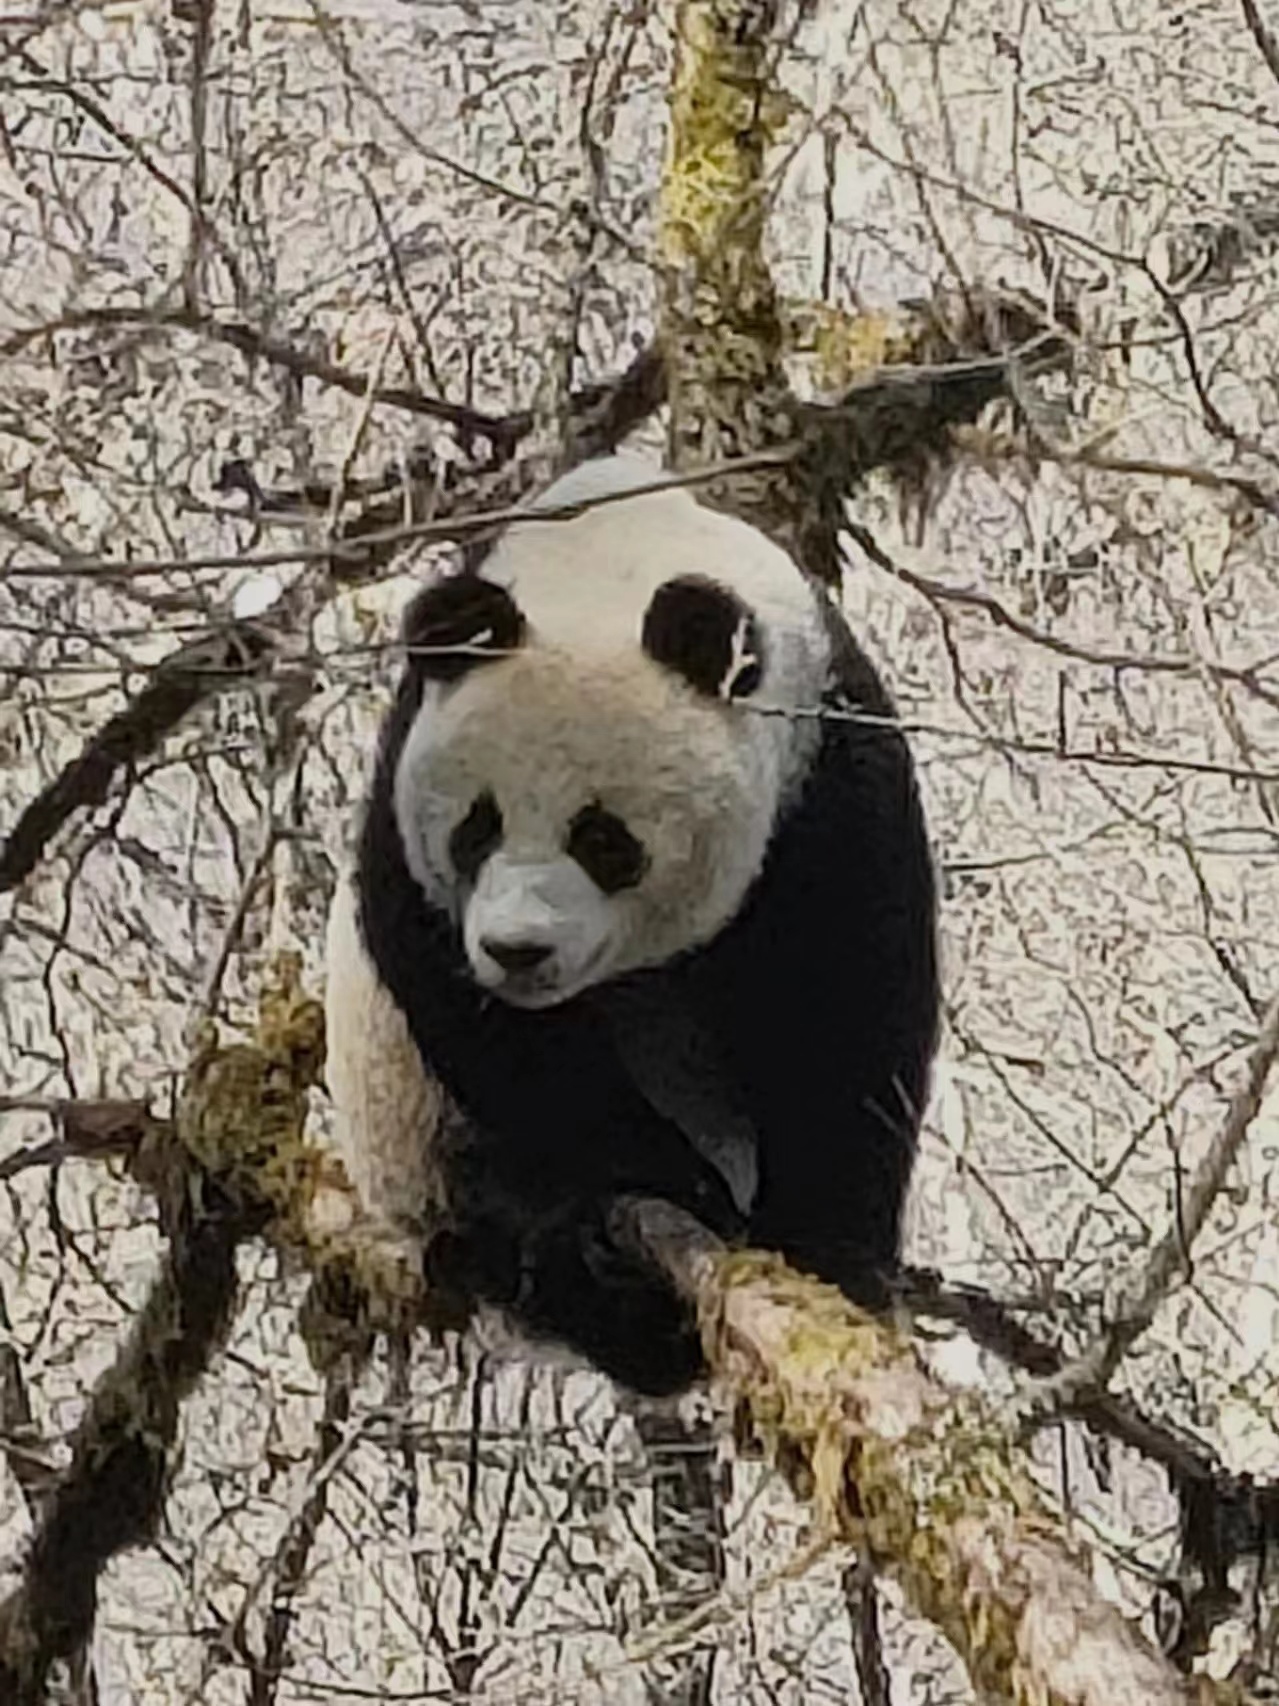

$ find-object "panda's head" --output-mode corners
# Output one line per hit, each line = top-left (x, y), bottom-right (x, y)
(390, 457), (830, 1009)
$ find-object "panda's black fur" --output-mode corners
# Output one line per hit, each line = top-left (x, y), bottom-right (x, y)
(345, 456), (939, 1396)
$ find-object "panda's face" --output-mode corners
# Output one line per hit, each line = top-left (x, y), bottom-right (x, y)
(391, 566), (817, 1009)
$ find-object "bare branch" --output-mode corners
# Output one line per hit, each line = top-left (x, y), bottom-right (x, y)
(0, 960), (399, 1701)
(0, 305), (521, 445)
(1027, 990), (1279, 1415)
(844, 515), (1279, 710)
(239, 1370), (356, 1706)
(0, 622), (273, 895)
(1240, 0), (1279, 90)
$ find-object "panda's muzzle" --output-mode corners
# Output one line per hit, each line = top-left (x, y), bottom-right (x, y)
(464, 852), (614, 1005)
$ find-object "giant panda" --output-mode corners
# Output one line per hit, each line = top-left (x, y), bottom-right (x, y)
(325, 452), (940, 1396)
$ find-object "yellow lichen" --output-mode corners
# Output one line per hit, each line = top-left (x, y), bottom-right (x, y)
(782, 300), (928, 395)
(177, 953), (427, 1348)
(659, 2), (794, 274)
(688, 1249), (1197, 1706)
(658, 0), (795, 487)
(178, 952), (325, 1231)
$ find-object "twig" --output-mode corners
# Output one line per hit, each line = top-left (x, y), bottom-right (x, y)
(844, 516), (1279, 708)
(842, 1557), (891, 1706)
(1024, 989), (1279, 1417)
(962, 423), (1279, 525)
(632, 1403), (725, 1706)
(0, 502), (87, 562)
(15, 50), (244, 303)
(240, 1368), (356, 1706)
(197, 823), (279, 1018)
(326, 322), (399, 533)
(181, 0), (213, 310)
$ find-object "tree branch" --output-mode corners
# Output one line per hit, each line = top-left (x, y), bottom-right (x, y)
(0, 1170), (247, 1703)
(1026, 989), (1279, 1416)
(0, 622), (273, 895)
(0, 306), (520, 447)
(622, 1202), (1241, 1706)
(659, 0), (817, 568)
(0, 959), (420, 1700)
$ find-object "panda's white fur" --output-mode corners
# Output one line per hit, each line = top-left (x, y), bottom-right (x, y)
(499, 453), (829, 717)
(324, 869), (442, 1230)
(392, 454), (832, 1009)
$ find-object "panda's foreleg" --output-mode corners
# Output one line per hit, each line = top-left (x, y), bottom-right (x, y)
(427, 1157), (706, 1397)
(323, 872), (448, 1241)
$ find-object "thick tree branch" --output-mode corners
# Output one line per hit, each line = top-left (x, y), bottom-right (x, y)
(899, 1265), (1279, 1661)
(659, 0), (818, 570)
(623, 1203), (1242, 1706)
(655, 3), (1072, 588)
(0, 1170), (246, 1704)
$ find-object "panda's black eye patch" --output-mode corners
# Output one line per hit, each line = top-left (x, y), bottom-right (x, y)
(567, 803), (648, 894)
(641, 574), (764, 700)
(449, 791), (503, 882)
(401, 575), (525, 682)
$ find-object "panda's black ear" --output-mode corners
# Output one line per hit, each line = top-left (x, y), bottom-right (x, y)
(401, 575), (525, 682)
(641, 575), (765, 700)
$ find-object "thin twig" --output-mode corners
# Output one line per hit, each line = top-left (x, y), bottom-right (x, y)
(845, 516), (1279, 708)
(0, 305), (520, 445)
(197, 824), (280, 1018)
(633, 1402), (725, 1706)
(1024, 989), (1279, 1416)
(842, 1557), (891, 1706)
(0, 1285), (45, 1515)
(240, 1369), (356, 1706)
(961, 423), (1279, 525)
(181, 0), (213, 310)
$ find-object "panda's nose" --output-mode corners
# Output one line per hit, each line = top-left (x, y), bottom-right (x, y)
(481, 937), (554, 974)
